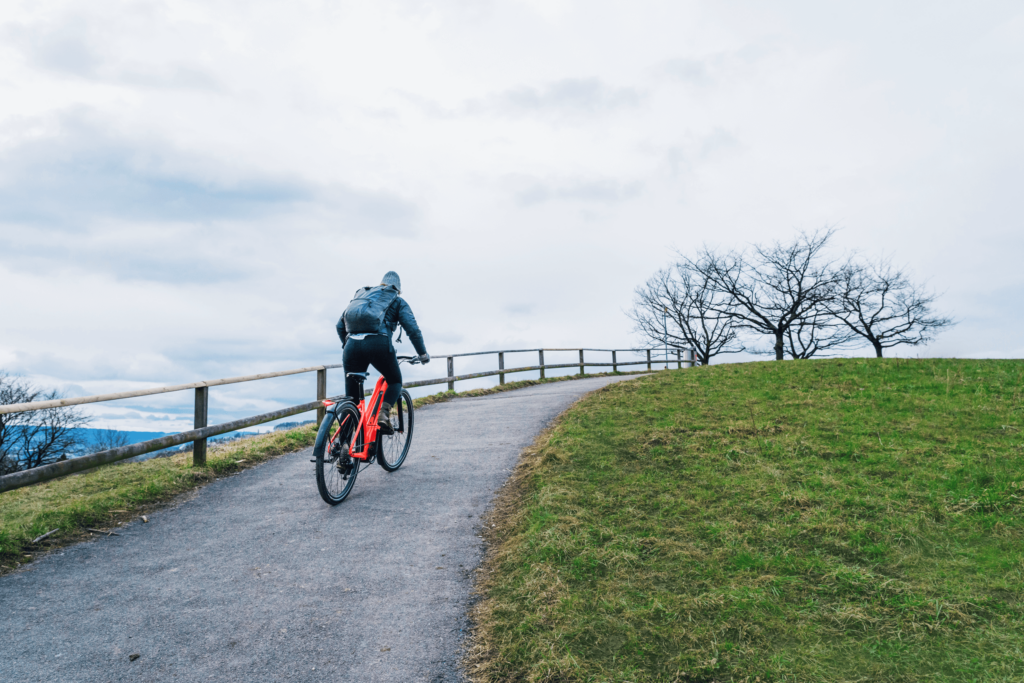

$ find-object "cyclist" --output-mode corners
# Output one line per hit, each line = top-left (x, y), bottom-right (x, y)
(336, 271), (429, 433)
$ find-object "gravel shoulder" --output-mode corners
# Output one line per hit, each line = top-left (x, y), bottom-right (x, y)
(0, 374), (643, 683)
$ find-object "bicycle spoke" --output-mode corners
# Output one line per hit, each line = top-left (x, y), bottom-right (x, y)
(378, 390), (413, 472)
(315, 403), (361, 504)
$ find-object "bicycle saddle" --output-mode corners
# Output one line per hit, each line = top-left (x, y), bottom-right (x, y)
(346, 371), (370, 380)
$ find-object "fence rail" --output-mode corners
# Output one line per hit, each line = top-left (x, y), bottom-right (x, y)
(0, 347), (695, 494)
(0, 365), (332, 415)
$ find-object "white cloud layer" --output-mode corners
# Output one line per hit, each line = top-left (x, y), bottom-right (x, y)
(1, 0), (1022, 429)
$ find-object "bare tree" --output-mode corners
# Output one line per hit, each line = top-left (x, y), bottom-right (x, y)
(0, 373), (33, 475)
(691, 228), (853, 360)
(628, 261), (744, 365)
(0, 373), (90, 474)
(782, 304), (857, 359)
(89, 429), (130, 454)
(831, 258), (954, 357)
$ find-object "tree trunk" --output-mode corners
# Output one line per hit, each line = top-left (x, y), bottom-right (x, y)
(774, 332), (785, 360)
(873, 341), (884, 358)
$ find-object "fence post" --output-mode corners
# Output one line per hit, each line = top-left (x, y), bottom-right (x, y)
(316, 367), (327, 426)
(193, 386), (208, 467)
(539, 350), (545, 379)
(499, 352), (505, 385)
(579, 349), (585, 376)
(676, 349), (681, 369)
(647, 349), (651, 370)
(447, 356), (454, 392)
(612, 350), (618, 373)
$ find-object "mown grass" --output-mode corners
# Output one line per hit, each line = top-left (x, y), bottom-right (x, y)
(0, 370), (644, 573)
(467, 359), (1024, 682)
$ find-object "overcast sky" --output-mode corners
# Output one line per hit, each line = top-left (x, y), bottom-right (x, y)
(2, 0), (1022, 431)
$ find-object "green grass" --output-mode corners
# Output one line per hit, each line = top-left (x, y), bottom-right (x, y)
(0, 370), (644, 573)
(467, 359), (1024, 682)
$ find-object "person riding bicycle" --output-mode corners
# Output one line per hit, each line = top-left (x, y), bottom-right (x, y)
(336, 271), (429, 434)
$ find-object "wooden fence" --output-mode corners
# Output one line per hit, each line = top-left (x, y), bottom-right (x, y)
(0, 347), (695, 493)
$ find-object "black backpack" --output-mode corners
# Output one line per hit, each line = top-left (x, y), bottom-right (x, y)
(342, 285), (400, 334)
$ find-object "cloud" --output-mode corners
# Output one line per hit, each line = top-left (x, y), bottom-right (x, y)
(319, 185), (421, 233)
(20, 23), (100, 78)
(496, 78), (642, 112)
(661, 127), (740, 176)
(115, 65), (222, 91)
(503, 303), (534, 316)
(655, 46), (772, 89)
(0, 112), (310, 226)
(0, 234), (257, 284)
(4, 10), (222, 91)
(659, 58), (713, 86)
(396, 78), (644, 121)
(514, 178), (643, 206)
(0, 110), (419, 234)
(469, 78), (644, 117)
(0, 117), (335, 280)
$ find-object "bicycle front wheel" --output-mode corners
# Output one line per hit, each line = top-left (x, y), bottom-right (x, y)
(315, 403), (361, 505)
(378, 390), (413, 472)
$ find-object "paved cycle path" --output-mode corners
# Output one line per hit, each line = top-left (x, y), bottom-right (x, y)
(0, 375), (642, 683)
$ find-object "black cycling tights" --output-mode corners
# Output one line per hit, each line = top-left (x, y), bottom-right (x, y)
(342, 335), (403, 406)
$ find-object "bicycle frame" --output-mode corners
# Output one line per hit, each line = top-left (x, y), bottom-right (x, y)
(322, 376), (392, 461)
(319, 355), (416, 462)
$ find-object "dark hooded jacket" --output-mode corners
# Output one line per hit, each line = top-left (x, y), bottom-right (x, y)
(336, 293), (427, 356)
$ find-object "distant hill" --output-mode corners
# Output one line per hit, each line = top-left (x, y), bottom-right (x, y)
(71, 428), (172, 448)
(70, 427), (268, 461)
(4, 425), (309, 466)
(273, 420), (315, 431)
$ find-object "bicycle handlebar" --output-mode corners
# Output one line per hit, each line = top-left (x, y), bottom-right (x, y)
(397, 355), (422, 365)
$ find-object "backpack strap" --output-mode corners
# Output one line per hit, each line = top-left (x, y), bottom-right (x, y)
(388, 297), (403, 343)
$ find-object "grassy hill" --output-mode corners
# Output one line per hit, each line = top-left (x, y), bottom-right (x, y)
(468, 358), (1024, 682)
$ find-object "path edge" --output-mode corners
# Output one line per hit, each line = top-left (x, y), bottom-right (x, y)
(459, 373), (653, 682)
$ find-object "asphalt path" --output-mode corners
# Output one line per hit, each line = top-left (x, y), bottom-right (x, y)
(0, 375), (642, 683)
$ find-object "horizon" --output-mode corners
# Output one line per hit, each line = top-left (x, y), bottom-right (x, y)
(2, 0), (1021, 433)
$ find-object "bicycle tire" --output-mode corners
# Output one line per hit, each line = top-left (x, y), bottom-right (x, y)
(378, 389), (413, 472)
(314, 402), (361, 505)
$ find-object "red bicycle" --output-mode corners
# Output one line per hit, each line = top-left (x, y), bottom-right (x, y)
(313, 356), (419, 505)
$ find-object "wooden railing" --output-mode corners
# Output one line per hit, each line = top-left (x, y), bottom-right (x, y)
(0, 347), (694, 493)
(411, 347), (696, 391)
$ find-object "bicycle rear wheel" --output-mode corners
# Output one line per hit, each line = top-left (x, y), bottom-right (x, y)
(315, 403), (361, 505)
(378, 390), (413, 472)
